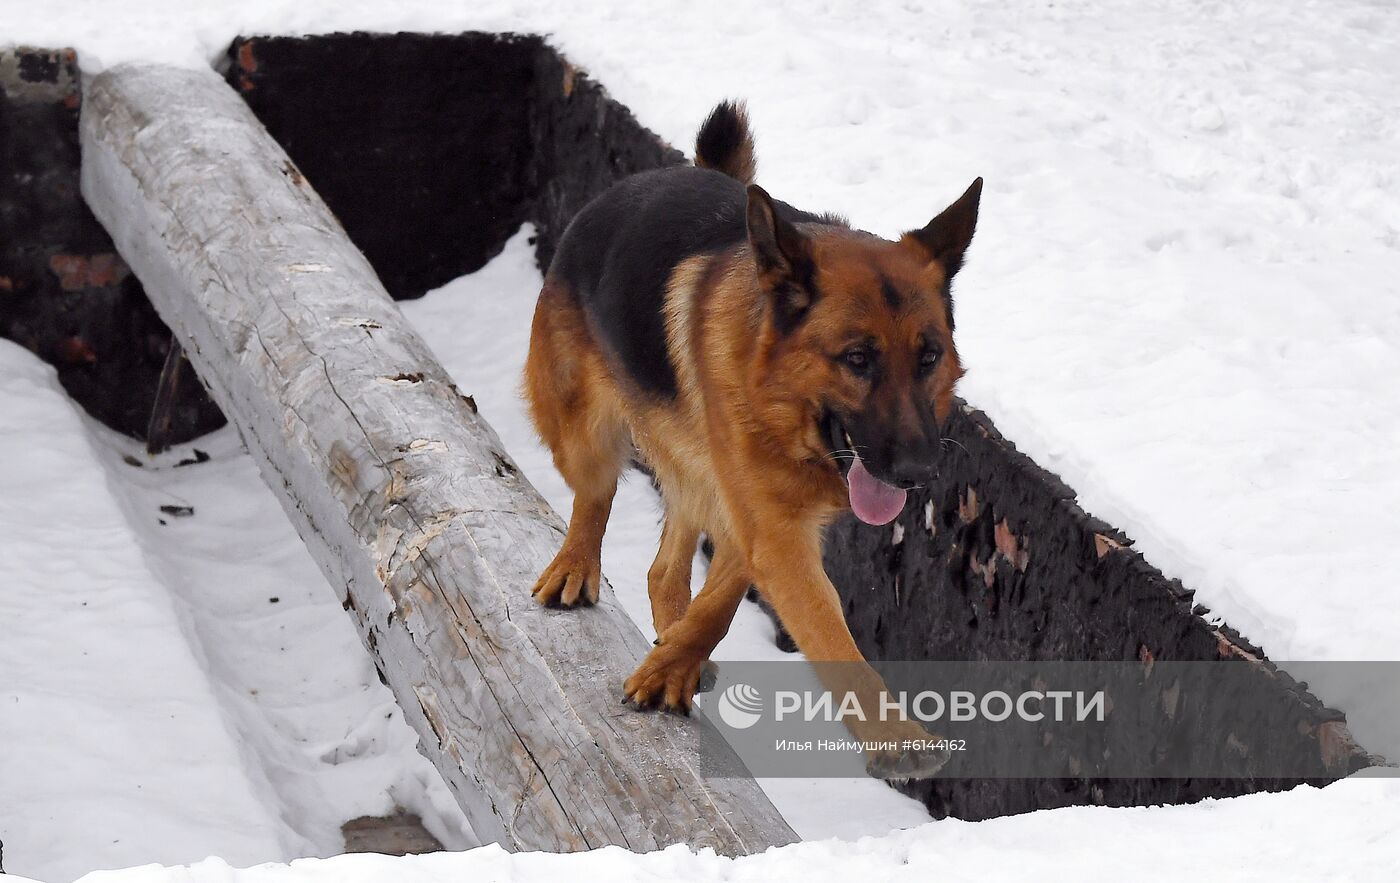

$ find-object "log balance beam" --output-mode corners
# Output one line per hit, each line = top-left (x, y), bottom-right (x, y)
(80, 62), (796, 855)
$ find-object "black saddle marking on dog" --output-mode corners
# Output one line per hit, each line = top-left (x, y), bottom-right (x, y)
(549, 166), (841, 398)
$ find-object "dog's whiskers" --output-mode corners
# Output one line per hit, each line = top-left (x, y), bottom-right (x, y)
(939, 437), (968, 455)
(826, 448), (862, 462)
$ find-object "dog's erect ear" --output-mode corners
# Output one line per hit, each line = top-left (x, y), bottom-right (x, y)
(905, 177), (983, 280)
(746, 184), (815, 333)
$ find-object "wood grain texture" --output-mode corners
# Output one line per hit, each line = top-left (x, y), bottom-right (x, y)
(79, 62), (795, 855)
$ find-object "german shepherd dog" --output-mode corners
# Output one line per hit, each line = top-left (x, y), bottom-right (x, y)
(525, 102), (980, 777)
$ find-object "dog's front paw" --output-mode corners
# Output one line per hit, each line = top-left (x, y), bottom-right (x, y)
(622, 640), (716, 714)
(863, 732), (951, 781)
(531, 546), (602, 608)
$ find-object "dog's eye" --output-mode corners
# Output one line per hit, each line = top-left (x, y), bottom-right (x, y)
(843, 349), (871, 373)
(919, 349), (942, 375)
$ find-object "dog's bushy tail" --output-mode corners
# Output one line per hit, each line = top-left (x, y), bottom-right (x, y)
(695, 100), (757, 185)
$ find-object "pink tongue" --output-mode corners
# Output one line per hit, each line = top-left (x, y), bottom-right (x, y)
(847, 457), (908, 526)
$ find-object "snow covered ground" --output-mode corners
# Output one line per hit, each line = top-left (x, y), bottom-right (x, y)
(0, 339), (475, 882)
(3, 0), (1399, 879)
(9, 777), (1400, 882)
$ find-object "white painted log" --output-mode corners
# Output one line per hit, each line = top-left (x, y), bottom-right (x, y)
(80, 62), (795, 855)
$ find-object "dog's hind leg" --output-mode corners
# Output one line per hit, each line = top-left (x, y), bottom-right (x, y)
(524, 279), (629, 607)
(647, 513), (700, 636)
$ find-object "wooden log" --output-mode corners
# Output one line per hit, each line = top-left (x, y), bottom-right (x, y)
(80, 63), (795, 855)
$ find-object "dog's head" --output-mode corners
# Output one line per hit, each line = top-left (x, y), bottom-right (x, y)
(746, 178), (981, 525)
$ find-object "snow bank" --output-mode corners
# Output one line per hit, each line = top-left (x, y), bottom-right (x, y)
(0, 341), (284, 881)
(66, 778), (1400, 882)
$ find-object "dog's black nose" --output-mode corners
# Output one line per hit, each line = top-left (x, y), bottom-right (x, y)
(887, 448), (937, 488)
